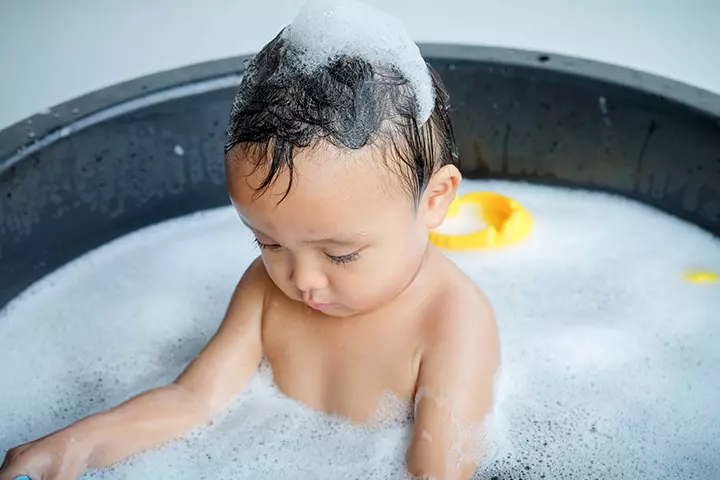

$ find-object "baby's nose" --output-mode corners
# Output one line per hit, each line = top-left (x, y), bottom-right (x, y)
(290, 259), (329, 293)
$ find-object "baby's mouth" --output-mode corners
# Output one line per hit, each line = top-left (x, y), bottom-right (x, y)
(306, 301), (333, 311)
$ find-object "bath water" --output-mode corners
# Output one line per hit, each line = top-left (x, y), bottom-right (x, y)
(1, 180), (719, 479)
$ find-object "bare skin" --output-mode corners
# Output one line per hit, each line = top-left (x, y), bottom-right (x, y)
(1, 143), (500, 480)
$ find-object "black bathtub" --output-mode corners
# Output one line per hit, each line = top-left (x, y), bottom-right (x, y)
(1, 44), (719, 308)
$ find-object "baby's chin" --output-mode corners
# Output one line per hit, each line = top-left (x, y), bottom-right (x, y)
(301, 298), (383, 319)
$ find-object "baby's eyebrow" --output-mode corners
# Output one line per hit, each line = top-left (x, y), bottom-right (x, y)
(242, 219), (366, 246)
(303, 234), (367, 246)
(241, 219), (257, 231)
(241, 220), (270, 238)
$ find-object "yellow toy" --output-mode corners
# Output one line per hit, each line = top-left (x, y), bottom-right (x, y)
(683, 269), (719, 284)
(429, 191), (533, 250)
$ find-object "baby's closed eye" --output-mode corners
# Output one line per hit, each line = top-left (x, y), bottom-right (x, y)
(254, 238), (361, 265)
(325, 251), (360, 265)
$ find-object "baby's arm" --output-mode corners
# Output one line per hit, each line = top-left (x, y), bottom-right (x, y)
(0, 258), (267, 480)
(406, 298), (500, 480)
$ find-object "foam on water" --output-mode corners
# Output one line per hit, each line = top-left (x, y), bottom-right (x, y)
(433, 202), (487, 235)
(82, 360), (416, 479)
(2, 180), (720, 479)
(282, 0), (435, 125)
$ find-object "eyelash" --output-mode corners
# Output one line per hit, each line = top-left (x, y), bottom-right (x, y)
(254, 239), (361, 265)
(254, 238), (281, 252)
(328, 251), (360, 265)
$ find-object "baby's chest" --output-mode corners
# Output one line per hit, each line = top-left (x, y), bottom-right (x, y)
(261, 303), (421, 422)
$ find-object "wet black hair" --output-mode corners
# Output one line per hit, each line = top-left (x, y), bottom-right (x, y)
(224, 30), (459, 201)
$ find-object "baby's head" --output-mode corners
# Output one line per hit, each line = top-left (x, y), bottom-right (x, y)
(224, 16), (460, 317)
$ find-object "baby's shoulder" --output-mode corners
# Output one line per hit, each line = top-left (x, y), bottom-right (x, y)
(240, 256), (274, 292)
(233, 256), (275, 312)
(419, 255), (498, 357)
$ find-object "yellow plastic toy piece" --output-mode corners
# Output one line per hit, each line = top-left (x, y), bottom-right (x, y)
(446, 193), (461, 218)
(683, 269), (719, 284)
(429, 191), (533, 250)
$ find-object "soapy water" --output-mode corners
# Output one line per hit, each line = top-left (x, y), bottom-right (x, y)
(433, 201), (487, 235)
(1, 180), (720, 479)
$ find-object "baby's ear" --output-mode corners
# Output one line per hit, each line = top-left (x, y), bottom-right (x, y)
(422, 165), (461, 230)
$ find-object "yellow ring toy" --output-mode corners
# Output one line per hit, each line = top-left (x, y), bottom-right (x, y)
(683, 269), (719, 284)
(429, 191), (533, 250)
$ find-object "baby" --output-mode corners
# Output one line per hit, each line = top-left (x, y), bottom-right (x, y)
(0, 2), (500, 480)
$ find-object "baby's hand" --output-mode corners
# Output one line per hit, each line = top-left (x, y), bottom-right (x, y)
(0, 432), (90, 480)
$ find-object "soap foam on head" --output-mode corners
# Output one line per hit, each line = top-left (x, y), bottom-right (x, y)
(1, 180), (720, 479)
(282, 0), (435, 125)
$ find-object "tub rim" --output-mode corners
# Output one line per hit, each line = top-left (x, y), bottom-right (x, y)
(2, 43), (719, 172)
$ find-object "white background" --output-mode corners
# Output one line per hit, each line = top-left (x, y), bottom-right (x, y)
(1, 0), (719, 130)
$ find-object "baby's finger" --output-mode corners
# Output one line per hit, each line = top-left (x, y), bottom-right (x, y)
(0, 466), (37, 480)
(0, 463), (29, 480)
(0, 449), (38, 480)
(0, 463), (42, 480)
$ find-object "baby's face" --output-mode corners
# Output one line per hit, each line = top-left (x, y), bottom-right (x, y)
(227, 145), (432, 317)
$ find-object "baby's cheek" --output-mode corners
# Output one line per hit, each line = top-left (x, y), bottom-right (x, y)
(359, 258), (407, 299)
(262, 256), (294, 294)
(332, 268), (379, 304)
